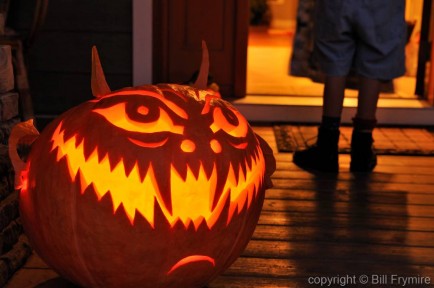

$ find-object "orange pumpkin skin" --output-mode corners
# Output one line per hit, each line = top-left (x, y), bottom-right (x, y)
(20, 84), (273, 288)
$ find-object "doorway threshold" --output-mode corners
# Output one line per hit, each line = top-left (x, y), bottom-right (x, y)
(231, 95), (434, 126)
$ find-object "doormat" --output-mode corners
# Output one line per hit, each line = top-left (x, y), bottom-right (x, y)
(273, 125), (434, 155)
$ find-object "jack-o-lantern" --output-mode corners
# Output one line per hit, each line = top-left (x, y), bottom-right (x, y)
(10, 44), (275, 288)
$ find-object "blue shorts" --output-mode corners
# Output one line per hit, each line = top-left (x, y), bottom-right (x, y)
(314, 0), (406, 81)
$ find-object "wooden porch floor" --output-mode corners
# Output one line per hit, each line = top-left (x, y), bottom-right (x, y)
(6, 126), (434, 288)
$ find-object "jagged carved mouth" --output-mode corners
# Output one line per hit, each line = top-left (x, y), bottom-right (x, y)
(50, 122), (266, 229)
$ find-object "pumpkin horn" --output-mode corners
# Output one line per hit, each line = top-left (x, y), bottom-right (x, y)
(193, 40), (209, 90)
(91, 46), (111, 98)
(8, 119), (40, 189)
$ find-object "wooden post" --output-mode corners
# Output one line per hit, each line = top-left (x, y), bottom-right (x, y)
(13, 41), (34, 120)
(0, 0), (10, 35)
(0, 45), (14, 93)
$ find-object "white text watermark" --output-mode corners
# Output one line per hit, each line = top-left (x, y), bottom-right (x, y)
(307, 274), (431, 286)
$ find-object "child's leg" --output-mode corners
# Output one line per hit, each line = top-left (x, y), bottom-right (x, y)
(355, 76), (381, 120)
(292, 75), (345, 173)
(351, 76), (381, 172)
(323, 75), (346, 118)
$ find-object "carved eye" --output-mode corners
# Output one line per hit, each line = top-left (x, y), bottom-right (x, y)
(210, 106), (248, 138)
(93, 102), (185, 135)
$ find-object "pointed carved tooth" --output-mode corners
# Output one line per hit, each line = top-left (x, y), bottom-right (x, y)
(154, 165), (173, 214)
(247, 183), (255, 208)
(98, 151), (108, 164)
(114, 203), (135, 225)
(173, 161), (187, 181)
(137, 161), (151, 182)
(107, 152), (122, 172)
(154, 198), (171, 229)
(63, 126), (76, 144)
(202, 159), (214, 180)
(195, 217), (210, 232)
(238, 163), (246, 185)
(123, 158), (136, 178)
(183, 218), (193, 230)
(211, 162), (229, 210)
(76, 169), (89, 195)
(192, 216), (205, 231)
(236, 189), (248, 214)
(83, 139), (96, 161)
(91, 46), (111, 98)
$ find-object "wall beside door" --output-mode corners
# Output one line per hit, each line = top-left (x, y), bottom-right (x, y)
(7, 0), (133, 125)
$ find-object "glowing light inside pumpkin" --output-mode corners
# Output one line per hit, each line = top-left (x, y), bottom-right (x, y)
(201, 94), (220, 115)
(167, 255), (216, 275)
(127, 137), (169, 148)
(210, 107), (248, 138)
(137, 105), (149, 115)
(180, 139), (196, 153)
(101, 89), (189, 119)
(50, 123), (266, 229)
(94, 103), (184, 135)
(210, 139), (222, 153)
(19, 165), (30, 192)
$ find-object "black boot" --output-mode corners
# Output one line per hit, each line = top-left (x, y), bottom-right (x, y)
(350, 130), (377, 172)
(293, 127), (340, 173)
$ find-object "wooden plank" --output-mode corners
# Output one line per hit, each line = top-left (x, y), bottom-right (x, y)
(262, 198), (434, 218)
(265, 189), (434, 205)
(272, 170), (434, 185)
(223, 257), (434, 278)
(273, 153), (434, 167)
(243, 239), (434, 266)
(252, 225), (434, 247)
(276, 161), (434, 175)
(271, 178), (434, 194)
(258, 210), (434, 232)
(210, 276), (298, 288)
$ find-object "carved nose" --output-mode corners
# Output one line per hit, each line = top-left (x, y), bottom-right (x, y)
(181, 139), (196, 153)
(210, 139), (221, 154)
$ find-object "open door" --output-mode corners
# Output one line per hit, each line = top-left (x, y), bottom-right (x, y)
(152, 0), (249, 99)
(415, 0), (433, 100)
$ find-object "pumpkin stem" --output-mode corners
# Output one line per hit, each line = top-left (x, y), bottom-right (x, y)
(193, 40), (209, 90)
(91, 46), (112, 98)
(8, 119), (40, 189)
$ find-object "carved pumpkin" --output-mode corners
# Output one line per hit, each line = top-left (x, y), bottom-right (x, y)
(10, 44), (275, 288)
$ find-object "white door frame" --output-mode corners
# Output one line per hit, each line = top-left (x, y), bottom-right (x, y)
(132, 0), (153, 86)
